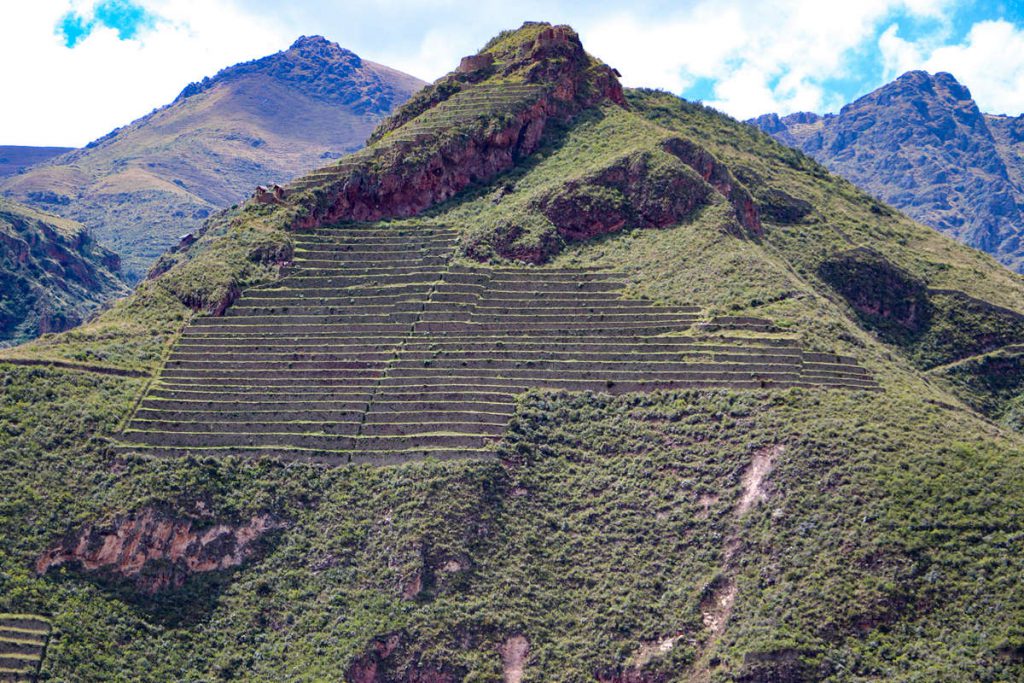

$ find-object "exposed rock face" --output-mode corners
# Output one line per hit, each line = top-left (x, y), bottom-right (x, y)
(534, 138), (761, 243)
(661, 137), (761, 233)
(751, 71), (1024, 271)
(536, 149), (713, 241)
(457, 53), (495, 74)
(819, 249), (1024, 369)
(460, 135), (761, 265)
(288, 23), (625, 229)
(0, 199), (126, 345)
(36, 507), (284, 593)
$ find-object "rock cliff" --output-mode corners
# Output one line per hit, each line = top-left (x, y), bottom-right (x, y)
(36, 507), (284, 593)
(286, 24), (625, 228)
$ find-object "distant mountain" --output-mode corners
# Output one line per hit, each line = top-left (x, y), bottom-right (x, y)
(0, 198), (126, 345)
(0, 146), (74, 180)
(750, 71), (1024, 271)
(0, 36), (425, 280)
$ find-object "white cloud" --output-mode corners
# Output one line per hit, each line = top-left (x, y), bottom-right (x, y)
(3, 0), (1021, 146)
(381, 26), (480, 83)
(880, 19), (1024, 114)
(579, 0), (960, 119)
(583, 7), (747, 95)
(0, 0), (289, 146)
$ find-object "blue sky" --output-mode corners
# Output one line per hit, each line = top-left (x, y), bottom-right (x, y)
(58, 0), (158, 47)
(4, 1), (1024, 146)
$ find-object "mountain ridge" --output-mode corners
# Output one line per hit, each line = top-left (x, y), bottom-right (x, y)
(0, 146), (73, 180)
(750, 70), (1024, 271)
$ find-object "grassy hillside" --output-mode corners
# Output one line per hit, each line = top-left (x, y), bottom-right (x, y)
(0, 199), (127, 347)
(1, 23), (1023, 682)
(1, 36), (424, 281)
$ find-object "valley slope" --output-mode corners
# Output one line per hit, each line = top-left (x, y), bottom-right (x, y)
(0, 36), (424, 280)
(751, 71), (1024, 272)
(1, 23), (1023, 683)
(0, 198), (126, 346)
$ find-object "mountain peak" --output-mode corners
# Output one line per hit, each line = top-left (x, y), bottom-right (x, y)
(173, 35), (403, 113)
(286, 34), (361, 64)
(289, 34), (334, 50)
(2, 37), (425, 283)
(752, 68), (1023, 270)
(283, 22), (626, 228)
(879, 70), (974, 104)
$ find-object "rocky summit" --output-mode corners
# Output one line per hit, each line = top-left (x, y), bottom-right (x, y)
(0, 36), (424, 282)
(2, 22), (1024, 682)
(751, 70), (1024, 272)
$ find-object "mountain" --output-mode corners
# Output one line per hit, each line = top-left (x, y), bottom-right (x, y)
(0, 146), (73, 180)
(750, 71), (1024, 272)
(0, 36), (425, 280)
(0, 198), (126, 346)
(2, 22), (1024, 682)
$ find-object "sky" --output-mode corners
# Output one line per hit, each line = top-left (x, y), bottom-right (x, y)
(3, 0), (1024, 146)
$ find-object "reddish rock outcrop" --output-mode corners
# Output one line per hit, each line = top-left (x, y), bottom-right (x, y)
(817, 248), (932, 339)
(661, 137), (761, 234)
(463, 136), (759, 264)
(537, 149), (712, 242)
(457, 53), (494, 73)
(36, 508), (285, 593)
(290, 23), (625, 230)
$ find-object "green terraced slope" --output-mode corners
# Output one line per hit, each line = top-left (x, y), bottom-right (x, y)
(0, 615), (50, 683)
(2, 22), (1024, 683)
(119, 224), (873, 464)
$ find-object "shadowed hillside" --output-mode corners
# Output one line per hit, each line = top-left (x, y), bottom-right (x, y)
(1, 22), (1023, 682)
(0, 199), (126, 346)
(0, 36), (424, 281)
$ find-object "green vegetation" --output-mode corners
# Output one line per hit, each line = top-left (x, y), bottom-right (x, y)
(1, 21), (1024, 682)
(0, 199), (127, 347)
